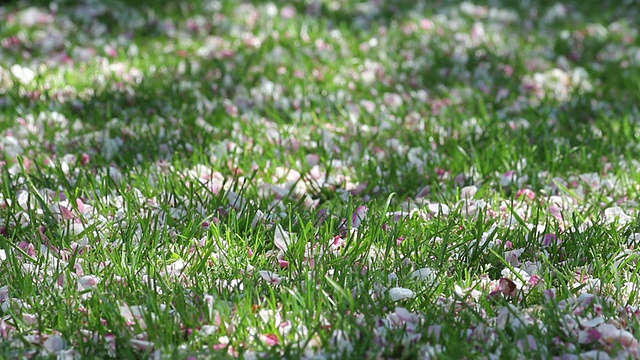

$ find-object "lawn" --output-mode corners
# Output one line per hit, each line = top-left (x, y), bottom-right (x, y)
(1, 0), (640, 358)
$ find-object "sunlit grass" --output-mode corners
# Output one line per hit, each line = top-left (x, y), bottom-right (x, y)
(1, 0), (640, 358)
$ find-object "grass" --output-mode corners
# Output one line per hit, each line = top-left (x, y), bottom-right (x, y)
(1, 0), (640, 358)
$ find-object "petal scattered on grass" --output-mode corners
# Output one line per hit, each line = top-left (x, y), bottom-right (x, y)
(389, 287), (415, 302)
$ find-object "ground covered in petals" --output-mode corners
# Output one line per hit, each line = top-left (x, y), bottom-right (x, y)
(2, 0), (640, 358)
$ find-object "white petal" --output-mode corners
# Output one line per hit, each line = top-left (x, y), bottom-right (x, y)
(274, 225), (291, 252)
(580, 316), (604, 328)
(10, 64), (35, 85)
(578, 350), (610, 360)
(43, 335), (65, 354)
(460, 186), (477, 199)
(389, 287), (415, 302)
(410, 268), (436, 282)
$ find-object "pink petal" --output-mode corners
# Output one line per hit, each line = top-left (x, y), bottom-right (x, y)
(60, 205), (75, 220)
(498, 278), (517, 297)
(395, 307), (420, 323)
(78, 275), (99, 290)
(516, 189), (535, 201)
(259, 271), (283, 285)
(597, 324), (638, 349)
(350, 206), (368, 228)
(76, 198), (85, 213)
(261, 333), (279, 346)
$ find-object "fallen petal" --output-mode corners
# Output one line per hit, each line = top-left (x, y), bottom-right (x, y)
(389, 287), (415, 302)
